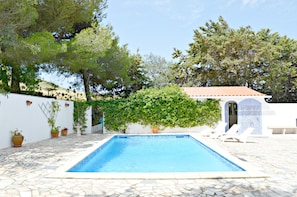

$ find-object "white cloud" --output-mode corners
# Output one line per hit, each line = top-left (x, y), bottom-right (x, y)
(223, 0), (275, 7)
(242, 0), (267, 6)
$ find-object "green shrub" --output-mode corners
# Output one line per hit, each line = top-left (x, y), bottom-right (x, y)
(94, 98), (129, 131)
(91, 85), (221, 131)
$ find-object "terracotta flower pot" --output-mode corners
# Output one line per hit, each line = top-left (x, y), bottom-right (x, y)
(51, 132), (59, 138)
(61, 129), (68, 136)
(12, 135), (24, 147)
(152, 127), (159, 134)
(26, 100), (32, 106)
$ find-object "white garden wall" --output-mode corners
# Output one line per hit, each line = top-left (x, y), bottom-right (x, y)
(0, 93), (76, 149)
(213, 97), (297, 136)
(2, 93), (297, 148)
(262, 103), (297, 134)
(85, 107), (92, 135)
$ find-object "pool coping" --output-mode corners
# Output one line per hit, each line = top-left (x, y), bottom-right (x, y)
(47, 133), (268, 179)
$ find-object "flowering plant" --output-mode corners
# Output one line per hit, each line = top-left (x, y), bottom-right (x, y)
(11, 129), (23, 136)
(51, 126), (60, 133)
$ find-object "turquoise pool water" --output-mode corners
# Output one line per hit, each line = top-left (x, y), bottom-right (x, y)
(68, 135), (244, 172)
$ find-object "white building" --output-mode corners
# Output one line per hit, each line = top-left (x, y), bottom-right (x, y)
(182, 86), (297, 136)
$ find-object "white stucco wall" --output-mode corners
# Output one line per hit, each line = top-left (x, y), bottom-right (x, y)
(2, 93), (296, 148)
(217, 96), (268, 135)
(216, 96), (297, 136)
(84, 106), (92, 134)
(262, 103), (297, 134)
(0, 93), (74, 149)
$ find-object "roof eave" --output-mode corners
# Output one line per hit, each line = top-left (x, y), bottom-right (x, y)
(188, 95), (272, 99)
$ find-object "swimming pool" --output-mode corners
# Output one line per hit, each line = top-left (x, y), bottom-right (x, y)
(68, 134), (244, 173)
(49, 134), (266, 179)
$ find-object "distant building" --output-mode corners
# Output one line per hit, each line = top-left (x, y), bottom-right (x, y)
(182, 86), (271, 135)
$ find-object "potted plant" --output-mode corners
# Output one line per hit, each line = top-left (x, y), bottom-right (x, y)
(51, 126), (60, 138)
(150, 125), (160, 134)
(146, 113), (162, 134)
(11, 129), (24, 147)
(61, 127), (68, 136)
(46, 101), (61, 138)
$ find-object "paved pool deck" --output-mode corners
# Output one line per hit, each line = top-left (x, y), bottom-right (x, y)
(0, 133), (296, 197)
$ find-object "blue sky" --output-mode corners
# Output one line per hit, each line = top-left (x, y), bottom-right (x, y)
(104, 0), (297, 61)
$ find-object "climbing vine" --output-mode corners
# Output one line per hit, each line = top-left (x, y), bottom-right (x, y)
(90, 85), (221, 131)
(73, 101), (89, 134)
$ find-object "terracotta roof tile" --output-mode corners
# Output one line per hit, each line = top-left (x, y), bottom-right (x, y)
(181, 86), (267, 97)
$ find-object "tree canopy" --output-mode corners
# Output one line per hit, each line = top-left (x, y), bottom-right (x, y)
(0, 0), (108, 95)
(2, 6), (297, 104)
(0, 0), (148, 99)
(142, 53), (171, 88)
(172, 16), (297, 102)
(31, 0), (105, 40)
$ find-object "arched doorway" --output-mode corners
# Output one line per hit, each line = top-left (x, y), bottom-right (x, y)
(224, 101), (238, 130)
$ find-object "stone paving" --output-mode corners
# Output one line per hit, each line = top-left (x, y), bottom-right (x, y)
(0, 133), (297, 197)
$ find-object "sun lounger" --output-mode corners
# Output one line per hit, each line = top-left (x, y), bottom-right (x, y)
(211, 124), (240, 139)
(221, 127), (254, 143)
(201, 122), (227, 137)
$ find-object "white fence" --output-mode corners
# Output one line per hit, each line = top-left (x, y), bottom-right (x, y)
(0, 93), (92, 149)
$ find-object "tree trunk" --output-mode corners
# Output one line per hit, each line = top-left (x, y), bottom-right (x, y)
(82, 69), (92, 101)
(11, 65), (21, 93)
